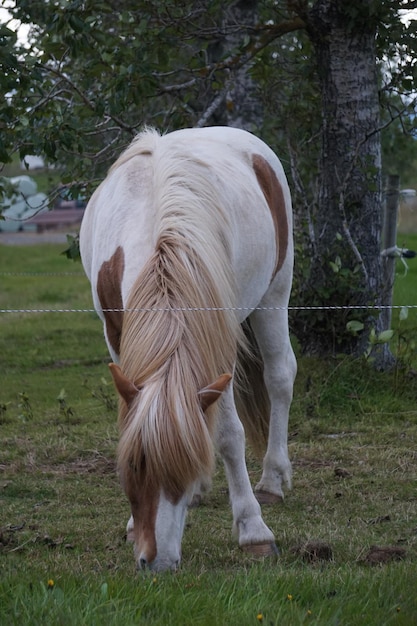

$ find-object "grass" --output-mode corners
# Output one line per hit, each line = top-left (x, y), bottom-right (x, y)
(1, 242), (417, 624)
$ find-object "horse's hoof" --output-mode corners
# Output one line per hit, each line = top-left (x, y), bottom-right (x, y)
(255, 490), (283, 505)
(241, 542), (279, 557)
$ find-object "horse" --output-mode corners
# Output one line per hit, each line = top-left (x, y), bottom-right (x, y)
(79, 126), (297, 572)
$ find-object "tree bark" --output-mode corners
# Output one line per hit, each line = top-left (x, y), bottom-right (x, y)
(296, 0), (394, 366)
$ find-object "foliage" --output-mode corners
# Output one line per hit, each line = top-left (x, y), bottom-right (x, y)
(1, 2), (415, 192)
(1, 243), (417, 624)
(62, 234), (81, 261)
(290, 245), (372, 355)
(378, 4), (417, 185)
(2, 0), (264, 191)
(380, 93), (417, 186)
(3, 1), (417, 359)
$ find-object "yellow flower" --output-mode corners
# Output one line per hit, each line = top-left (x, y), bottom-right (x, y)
(307, 610), (312, 616)
(152, 577), (157, 584)
(47, 579), (54, 588)
(256, 614), (263, 622)
(287, 594), (293, 601)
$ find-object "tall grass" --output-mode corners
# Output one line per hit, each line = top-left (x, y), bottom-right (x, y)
(1, 243), (417, 625)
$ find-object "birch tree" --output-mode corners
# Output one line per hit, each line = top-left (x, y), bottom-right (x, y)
(301, 0), (388, 359)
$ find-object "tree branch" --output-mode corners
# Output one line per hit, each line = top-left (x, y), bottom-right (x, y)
(195, 87), (228, 127)
(38, 63), (138, 135)
(212, 17), (307, 72)
(151, 16), (307, 84)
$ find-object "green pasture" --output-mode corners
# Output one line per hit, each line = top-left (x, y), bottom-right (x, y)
(1, 242), (417, 625)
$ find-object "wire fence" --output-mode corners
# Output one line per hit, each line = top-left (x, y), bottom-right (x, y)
(0, 272), (84, 277)
(1, 271), (416, 314)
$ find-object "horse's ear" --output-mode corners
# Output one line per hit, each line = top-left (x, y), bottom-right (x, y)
(199, 373), (232, 412)
(109, 363), (139, 407)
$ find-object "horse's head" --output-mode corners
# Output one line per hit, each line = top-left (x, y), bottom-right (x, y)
(109, 363), (231, 572)
(125, 476), (193, 573)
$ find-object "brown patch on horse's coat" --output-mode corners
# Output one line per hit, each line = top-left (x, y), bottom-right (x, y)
(97, 246), (125, 356)
(126, 476), (159, 564)
(252, 153), (288, 277)
(109, 363), (138, 408)
(198, 373), (232, 413)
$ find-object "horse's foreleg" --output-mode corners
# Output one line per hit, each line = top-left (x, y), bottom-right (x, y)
(250, 309), (297, 503)
(217, 389), (277, 556)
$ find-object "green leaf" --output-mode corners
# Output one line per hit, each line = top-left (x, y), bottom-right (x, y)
(346, 320), (364, 335)
(377, 330), (394, 343)
(100, 582), (108, 599)
(57, 389), (66, 401)
(61, 235), (81, 261)
(399, 306), (409, 321)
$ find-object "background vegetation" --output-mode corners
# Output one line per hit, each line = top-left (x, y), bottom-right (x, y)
(1, 242), (417, 624)
(3, 1), (417, 359)
(2, 3), (417, 619)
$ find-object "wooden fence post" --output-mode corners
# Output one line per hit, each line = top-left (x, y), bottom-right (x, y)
(381, 174), (400, 331)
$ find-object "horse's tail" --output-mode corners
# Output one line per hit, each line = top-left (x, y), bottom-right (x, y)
(234, 320), (270, 458)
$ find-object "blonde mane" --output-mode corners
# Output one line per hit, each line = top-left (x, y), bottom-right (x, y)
(117, 129), (245, 498)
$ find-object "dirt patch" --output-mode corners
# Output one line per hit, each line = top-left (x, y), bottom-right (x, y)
(292, 540), (334, 563)
(362, 545), (407, 565)
(1, 453), (116, 477)
(64, 455), (116, 475)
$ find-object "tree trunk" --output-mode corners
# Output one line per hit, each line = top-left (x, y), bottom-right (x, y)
(296, 0), (394, 366)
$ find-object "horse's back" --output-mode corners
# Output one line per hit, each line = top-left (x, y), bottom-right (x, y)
(80, 126), (292, 318)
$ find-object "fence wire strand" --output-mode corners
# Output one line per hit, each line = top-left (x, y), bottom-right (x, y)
(1, 271), (415, 314)
(1, 305), (416, 314)
(0, 272), (84, 277)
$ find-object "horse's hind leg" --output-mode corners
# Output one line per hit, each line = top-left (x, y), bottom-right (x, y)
(249, 307), (297, 503)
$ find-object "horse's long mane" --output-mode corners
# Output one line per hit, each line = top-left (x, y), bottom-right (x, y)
(116, 129), (245, 498)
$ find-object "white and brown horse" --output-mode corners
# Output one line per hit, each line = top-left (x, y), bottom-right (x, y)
(80, 126), (296, 572)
